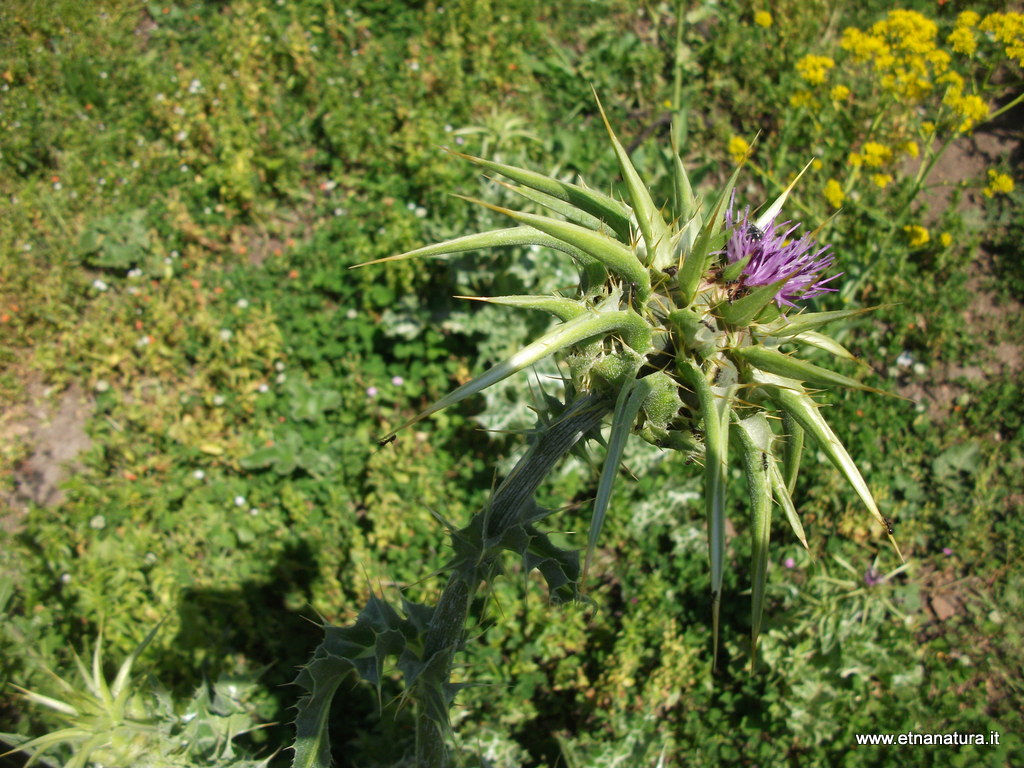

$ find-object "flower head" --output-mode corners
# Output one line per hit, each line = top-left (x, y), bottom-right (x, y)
(721, 203), (839, 307)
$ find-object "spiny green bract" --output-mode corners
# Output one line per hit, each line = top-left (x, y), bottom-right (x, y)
(355, 98), (902, 662)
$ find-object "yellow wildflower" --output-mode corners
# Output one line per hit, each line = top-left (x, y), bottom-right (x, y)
(979, 13), (1024, 66)
(789, 90), (813, 108)
(957, 11), (981, 28)
(872, 173), (893, 189)
(983, 169), (1014, 198)
(947, 25), (977, 56)
(830, 84), (851, 102)
(940, 233), (953, 248)
(796, 54), (835, 85)
(904, 225), (930, 247)
(824, 179), (845, 208)
(950, 93), (988, 132)
(754, 11), (772, 28)
(847, 151), (863, 168)
(728, 136), (751, 164)
(901, 140), (919, 158)
(861, 142), (893, 168)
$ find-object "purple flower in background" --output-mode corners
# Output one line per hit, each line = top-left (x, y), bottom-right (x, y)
(942, 547), (953, 556)
(783, 557), (796, 569)
(366, 386), (378, 398)
(864, 567), (884, 587)
(722, 203), (840, 307)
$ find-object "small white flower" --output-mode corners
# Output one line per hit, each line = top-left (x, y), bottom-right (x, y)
(896, 351), (914, 369)
(99, 71), (108, 79)
(444, 124), (453, 132)
(188, 78), (202, 94)
(258, 383), (269, 393)
(406, 201), (416, 211)
(89, 515), (106, 530)
(192, 469), (205, 480)
(455, 136), (465, 145)
(346, 308), (358, 319)
(60, 573), (72, 584)
(236, 298), (249, 309)
(164, 257), (172, 265)
(175, 130), (188, 142)
(333, 207), (344, 216)
(97, 177), (106, 185)
(275, 361), (286, 371)
(94, 379), (110, 393)
(249, 507), (259, 516)
(408, 61), (420, 71)
(155, 92), (166, 101)
(128, 268), (143, 278)
(180, 164), (189, 172)
(219, 328), (232, 341)
(234, 495), (246, 507)
(414, 206), (427, 218)
(912, 362), (927, 376)
(52, 181), (62, 190)
(144, 552), (158, 564)
(131, 159), (140, 169)
(213, 394), (225, 406)
(137, 335), (151, 346)
(391, 375), (405, 386)
(92, 278), (109, 291)
(276, 373), (286, 384)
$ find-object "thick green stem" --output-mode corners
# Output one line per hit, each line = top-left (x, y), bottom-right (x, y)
(414, 393), (612, 767)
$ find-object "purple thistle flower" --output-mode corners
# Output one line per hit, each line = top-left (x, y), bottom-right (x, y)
(722, 203), (840, 308)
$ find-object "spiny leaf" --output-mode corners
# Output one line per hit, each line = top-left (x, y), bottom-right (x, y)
(755, 305), (888, 337)
(781, 410), (803, 496)
(679, 359), (735, 667)
(594, 90), (672, 269)
(585, 377), (654, 583)
(350, 226), (591, 268)
(754, 371), (904, 560)
(732, 345), (896, 396)
(447, 148), (633, 240)
(454, 294), (587, 323)
(732, 413), (773, 664)
(453, 196), (652, 303)
(379, 307), (650, 442)
(493, 179), (605, 231)
(769, 459), (809, 550)
(678, 161), (744, 305)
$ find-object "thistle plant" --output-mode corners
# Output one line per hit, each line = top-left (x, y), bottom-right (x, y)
(292, 97), (902, 768)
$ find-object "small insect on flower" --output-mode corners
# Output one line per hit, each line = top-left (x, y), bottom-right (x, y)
(746, 223), (765, 242)
(884, 517), (895, 536)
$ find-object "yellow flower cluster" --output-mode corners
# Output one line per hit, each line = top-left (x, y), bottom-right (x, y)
(823, 179), (845, 208)
(796, 55), (835, 85)
(754, 11), (772, 29)
(840, 10), (951, 103)
(983, 169), (1014, 198)
(903, 225), (930, 247)
(728, 136), (751, 164)
(979, 12), (1024, 66)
